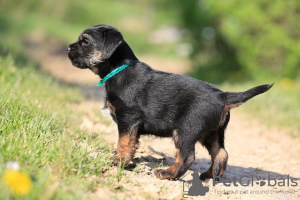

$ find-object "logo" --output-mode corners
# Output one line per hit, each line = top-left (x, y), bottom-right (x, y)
(181, 171), (299, 197)
(181, 171), (209, 197)
(213, 174), (298, 187)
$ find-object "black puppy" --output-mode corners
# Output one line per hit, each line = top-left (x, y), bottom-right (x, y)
(67, 24), (273, 180)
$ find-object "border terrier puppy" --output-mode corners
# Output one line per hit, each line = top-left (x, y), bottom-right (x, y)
(67, 24), (273, 180)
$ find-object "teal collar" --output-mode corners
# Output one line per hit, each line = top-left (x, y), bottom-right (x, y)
(97, 61), (137, 86)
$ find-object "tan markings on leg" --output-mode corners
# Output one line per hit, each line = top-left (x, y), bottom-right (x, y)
(155, 149), (195, 180)
(166, 149), (183, 175)
(114, 126), (139, 165)
(204, 142), (218, 178)
(155, 148), (183, 180)
(216, 148), (228, 161)
(210, 142), (228, 176)
(210, 141), (221, 156)
(215, 148), (228, 175)
(201, 141), (228, 179)
(155, 131), (195, 180)
(219, 103), (241, 126)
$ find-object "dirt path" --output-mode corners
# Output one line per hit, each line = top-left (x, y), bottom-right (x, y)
(26, 34), (300, 200)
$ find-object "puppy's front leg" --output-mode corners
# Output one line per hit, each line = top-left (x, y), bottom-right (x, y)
(112, 125), (139, 166)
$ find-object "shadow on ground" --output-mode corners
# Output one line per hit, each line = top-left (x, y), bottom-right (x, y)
(132, 146), (300, 184)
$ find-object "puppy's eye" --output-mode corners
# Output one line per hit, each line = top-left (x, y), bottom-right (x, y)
(82, 38), (90, 46)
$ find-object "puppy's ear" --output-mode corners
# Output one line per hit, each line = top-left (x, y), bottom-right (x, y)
(102, 29), (123, 60)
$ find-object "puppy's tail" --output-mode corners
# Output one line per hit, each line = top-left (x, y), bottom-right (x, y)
(224, 83), (274, 108)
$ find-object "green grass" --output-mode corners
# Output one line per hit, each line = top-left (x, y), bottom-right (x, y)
(0, 51), (127, 199)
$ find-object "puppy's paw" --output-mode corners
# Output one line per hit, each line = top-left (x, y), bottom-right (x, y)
(112, 158), (119, 166)
(199, 171), (212, 180)
(112, 157), (122, 166)
(154, 169), (177, 180)
(112, 157), (129, 167)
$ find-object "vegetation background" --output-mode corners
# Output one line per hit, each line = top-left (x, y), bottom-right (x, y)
(0, 0), (299, 199)
(1, 0), (300, 81)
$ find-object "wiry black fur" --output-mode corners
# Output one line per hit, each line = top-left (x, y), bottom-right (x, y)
(67, 24), (273, 180)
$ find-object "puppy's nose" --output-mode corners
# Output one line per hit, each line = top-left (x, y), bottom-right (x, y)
(67, 47), (71, 52)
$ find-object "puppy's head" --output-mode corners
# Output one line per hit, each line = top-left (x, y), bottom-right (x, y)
(67, 25), (123, 73)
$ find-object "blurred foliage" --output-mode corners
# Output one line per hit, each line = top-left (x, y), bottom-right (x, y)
(0, 0), (181, 57)
(1, 0), (300, 83)
(175, 0), (300, 83)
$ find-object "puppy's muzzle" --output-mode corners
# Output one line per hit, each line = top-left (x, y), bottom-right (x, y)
(67, 47), (81, 67)
(67, 49), (77, 61)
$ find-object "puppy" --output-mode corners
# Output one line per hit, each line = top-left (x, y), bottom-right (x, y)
(67, 24), (273, 180)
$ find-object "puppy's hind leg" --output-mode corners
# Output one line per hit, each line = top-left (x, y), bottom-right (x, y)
(154, 130), (196, 180)
(200, 114), (230, 180)
(200, 141), (228, 180)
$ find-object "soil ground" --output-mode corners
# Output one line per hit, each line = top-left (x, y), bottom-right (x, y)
(26, 35), (300, 200)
